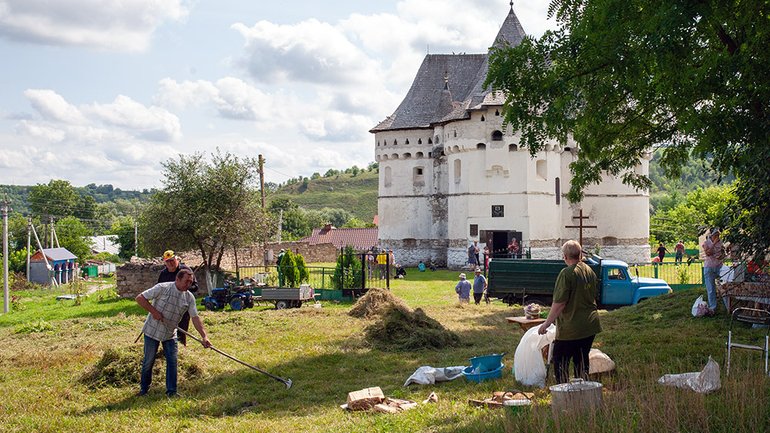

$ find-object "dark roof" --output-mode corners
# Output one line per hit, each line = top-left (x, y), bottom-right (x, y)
(300, 227), (378, 251)
(371, 7), (526, 132)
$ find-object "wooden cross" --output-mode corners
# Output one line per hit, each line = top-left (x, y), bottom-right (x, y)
(564, 209), (597, 246)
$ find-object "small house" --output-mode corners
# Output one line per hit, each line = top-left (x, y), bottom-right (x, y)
(30, 248), (78, 285)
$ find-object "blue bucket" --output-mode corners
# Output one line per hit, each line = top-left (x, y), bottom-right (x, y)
(463, 363), (504, 383)
(469, 353), (506, 372)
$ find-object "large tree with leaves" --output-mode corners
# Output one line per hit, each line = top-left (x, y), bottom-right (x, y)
(487, 0), (770, 258)
(140, 151), (275, 292)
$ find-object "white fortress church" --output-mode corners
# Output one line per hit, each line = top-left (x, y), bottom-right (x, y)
(370, 5), (651, 268)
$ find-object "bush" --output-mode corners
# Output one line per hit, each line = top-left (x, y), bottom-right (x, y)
(332, 246), (363, 289)
(278, 250), (309, 288)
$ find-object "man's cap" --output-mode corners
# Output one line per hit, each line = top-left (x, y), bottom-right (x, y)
(163, 250), (175, 261)
(459, 273), (466, 279)
(475, 267), (482, 273)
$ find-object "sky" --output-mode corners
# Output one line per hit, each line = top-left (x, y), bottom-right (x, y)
(0, 0), (557, 190)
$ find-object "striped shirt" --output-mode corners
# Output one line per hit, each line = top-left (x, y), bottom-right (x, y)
(140, 281), (198, 342)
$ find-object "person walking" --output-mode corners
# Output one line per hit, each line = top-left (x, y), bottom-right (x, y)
(455, 273), (471, 303)
(467, 242), (478, 268)
(538, 240), (602, 384)
(674, 240), (685, 264)
(702, 229), (725, 315)
(135, 268), (211, 397)
(656, 243), (669, 262)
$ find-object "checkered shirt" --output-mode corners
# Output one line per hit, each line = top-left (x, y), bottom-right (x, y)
(140, 281), (198, 342)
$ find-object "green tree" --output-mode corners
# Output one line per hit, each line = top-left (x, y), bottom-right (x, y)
(139, 151), (275, 291)
(278, 249), (300, 288)
(111, 215), (139, 259)
(486, 0), (770, 258)
(332, 245), (363, 290)
(55, 216), (92, 264)
(29, 179), (78, 218)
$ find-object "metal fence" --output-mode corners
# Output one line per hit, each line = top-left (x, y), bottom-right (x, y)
(628, 260), (706, 291)
(237, 252), (390, 291)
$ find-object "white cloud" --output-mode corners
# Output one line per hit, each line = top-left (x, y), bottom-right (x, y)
(23, 89), (87, 124)
(0, 0), (188, 51)
(156, 77), (274, 121)
(232, 18), (381, 86)
(84, 95), (182, 141)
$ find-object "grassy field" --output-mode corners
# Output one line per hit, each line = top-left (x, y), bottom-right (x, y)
(0, 271), (768, 433)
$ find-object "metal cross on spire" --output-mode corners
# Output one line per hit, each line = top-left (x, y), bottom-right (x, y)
(510, 0), (514, 11)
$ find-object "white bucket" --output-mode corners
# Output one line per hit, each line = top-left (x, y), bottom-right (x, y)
(549, 379), (602, 416)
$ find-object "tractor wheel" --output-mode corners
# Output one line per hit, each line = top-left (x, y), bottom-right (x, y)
(204, 301), (217, 311)
(275, 300), (288, 310)
(230, 298), (244, 311)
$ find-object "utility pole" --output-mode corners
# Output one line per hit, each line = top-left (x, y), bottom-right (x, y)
(258, 154), (266, 208)
(3, 198), (9, 313)
(277, 209), (283, 243)
(134, 218), (138, 258)
(49, 216), (54, 249)
(26, 217), (31, 278)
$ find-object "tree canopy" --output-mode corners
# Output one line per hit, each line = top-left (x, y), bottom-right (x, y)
(487, 0), (770, 258)
(140, 151), (275, 279)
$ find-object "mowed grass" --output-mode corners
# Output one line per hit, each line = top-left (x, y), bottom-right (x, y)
(0, 270), (768, 433)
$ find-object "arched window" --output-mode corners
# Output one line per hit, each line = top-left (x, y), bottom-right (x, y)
(393, 139), (398, 145)
(405, 139), (410, 145)
(428, 137), (433, 144)
(555, 177), (561, 205)
(453, 130), (457, 137)
(480, 115), (485, 122)
(509, 144), (518, 152)
(476, 143), (486, 150)
(403, 152), (412, 159)
(491, 130), (503, 141)
(495, 109), (500, 116)
(434, 135), (440, 144)
(382, 139), (387, 146)
(416, 152), (424, 158)
(391, 153), (399, 159)
(384, 166), (392, 187)
(418, 138), (423, 144)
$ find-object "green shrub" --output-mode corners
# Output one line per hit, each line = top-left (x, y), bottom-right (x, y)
(15, 320), (56, 334)
(332, 245), (363, 289)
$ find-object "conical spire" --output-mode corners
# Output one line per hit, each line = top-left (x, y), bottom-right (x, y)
(493, 2), (526, 49)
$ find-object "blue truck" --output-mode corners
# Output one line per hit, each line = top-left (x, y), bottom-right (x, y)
(486, 256), (672, 307)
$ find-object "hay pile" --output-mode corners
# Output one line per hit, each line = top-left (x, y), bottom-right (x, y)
(80, 346), (204, 388)
(349, 287), (410, 319)
(365, 306), (460, 351)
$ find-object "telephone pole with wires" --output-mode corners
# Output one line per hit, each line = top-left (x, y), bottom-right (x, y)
(2, 197), (10, 313)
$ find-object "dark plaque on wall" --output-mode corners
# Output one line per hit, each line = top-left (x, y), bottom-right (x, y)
(470, 224), (478, 236)
(491, 205), (504, 218)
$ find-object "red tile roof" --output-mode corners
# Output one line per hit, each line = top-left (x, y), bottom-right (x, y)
(300, 226), (378, 251)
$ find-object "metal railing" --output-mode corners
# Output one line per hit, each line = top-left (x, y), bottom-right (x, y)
(628, 260), (706, 290)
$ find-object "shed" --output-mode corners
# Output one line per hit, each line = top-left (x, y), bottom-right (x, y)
(30, 248), (78, 285)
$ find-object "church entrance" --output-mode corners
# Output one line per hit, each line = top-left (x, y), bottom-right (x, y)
(481, 230), (522, 259)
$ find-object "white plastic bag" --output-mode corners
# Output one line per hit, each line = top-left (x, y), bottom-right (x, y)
(657, 356), (721, 394)
(514, 324), (555, 387)
(403, 366), (466, 386)
(691, 295), (708, 317)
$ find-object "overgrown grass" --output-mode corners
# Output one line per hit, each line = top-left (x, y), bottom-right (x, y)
(0, 272), (767, 432)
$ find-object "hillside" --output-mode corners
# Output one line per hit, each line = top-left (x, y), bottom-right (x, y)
(268, 170), (379, 222)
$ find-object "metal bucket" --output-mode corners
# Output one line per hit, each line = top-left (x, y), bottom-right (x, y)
(549, 379), (602, 416)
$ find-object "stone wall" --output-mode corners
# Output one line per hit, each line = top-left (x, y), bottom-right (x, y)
(263, 242), (343, 264)
(116, 258), (211, 299)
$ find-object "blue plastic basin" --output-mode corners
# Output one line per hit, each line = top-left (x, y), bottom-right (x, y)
(470, 353), (506, 372)
(463, 363), (504, 383)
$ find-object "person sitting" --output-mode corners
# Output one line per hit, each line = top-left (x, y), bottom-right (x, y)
(395, 264), (407, 279)
(418, 261), (426, 272)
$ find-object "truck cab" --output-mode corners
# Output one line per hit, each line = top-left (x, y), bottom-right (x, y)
(599, 259), (672, 306)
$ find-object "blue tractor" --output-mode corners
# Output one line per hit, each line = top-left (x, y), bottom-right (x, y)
(202, 279), (254, 311)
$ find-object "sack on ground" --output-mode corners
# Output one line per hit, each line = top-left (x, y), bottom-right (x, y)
(514, 324), (555, 388)
(403, 366), (465, 386)
(657, 356), (721, 394)
(691, 295), (708, 317)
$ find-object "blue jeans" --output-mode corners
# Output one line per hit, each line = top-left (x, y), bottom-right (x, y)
(704, 266), (721, 310)
(141, 335), (178, 395)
